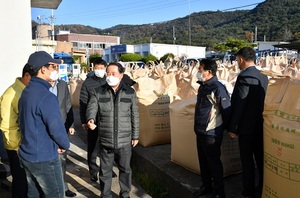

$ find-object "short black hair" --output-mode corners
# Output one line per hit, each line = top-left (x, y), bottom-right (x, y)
(107, 62), (125, 74)
(236, 47), (255, 62)
(22, 63), (35, 77)
(199, 58), (217, 76)
(93, 57), (107, 66)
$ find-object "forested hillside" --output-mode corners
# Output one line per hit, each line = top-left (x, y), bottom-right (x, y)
(32, 0), (300, 49)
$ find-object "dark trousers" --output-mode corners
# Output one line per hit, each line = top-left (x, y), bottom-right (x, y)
(196, 134), (225, 197)
(59, 151), (69, 191)
(99, 144), (132, 198)
(239, 133), (264, 197)
(87, 128), (99, 176)
(7, 150), (27, 198)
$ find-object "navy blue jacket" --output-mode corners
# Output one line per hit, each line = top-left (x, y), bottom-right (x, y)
(18, 77), (70, 162)
(194, 76), (231, 136)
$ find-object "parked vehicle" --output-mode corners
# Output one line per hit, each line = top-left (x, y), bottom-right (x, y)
(124, 61), (146, 68)
(183, 58), (203, 66)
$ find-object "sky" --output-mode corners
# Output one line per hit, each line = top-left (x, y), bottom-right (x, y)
(31, 0), (264, 29)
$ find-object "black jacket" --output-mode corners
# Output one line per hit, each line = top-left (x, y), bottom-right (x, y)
(86, 82), (139, 149)
(194, 76), (231, 136)
(79, 74), (106, 124)
(228, 66), (268, 135)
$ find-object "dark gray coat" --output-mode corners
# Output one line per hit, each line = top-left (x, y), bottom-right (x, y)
(86, 82), (139, 149)
(57, 79), (74, 131)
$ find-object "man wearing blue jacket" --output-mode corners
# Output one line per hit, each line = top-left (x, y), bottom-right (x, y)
(18, 51), (70, 198)
(193, 59), (231, 198)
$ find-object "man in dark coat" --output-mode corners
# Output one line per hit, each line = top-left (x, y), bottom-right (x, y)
(86, 62), (139, 198)
(193, 59), (231, 198)
(228, 47), (268, 198)
(79, 57), (108, 182)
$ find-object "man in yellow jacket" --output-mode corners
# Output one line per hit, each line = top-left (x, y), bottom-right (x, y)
(0, 64), (32, 198)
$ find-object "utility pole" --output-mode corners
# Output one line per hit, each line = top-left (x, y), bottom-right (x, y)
(188, 0), (191, 46)
(51, 9), (55, 41)
(255, 26), (257, 42)
(173, 25), (176, 45)
(37, 15), (41, 51)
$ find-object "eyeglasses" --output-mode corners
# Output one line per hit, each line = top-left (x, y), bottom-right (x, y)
(46, 64), (58, 70)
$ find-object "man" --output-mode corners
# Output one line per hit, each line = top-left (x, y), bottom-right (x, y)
(193, 59), (231, 198)
(79, 57), (109, 182)
(49, 71), (77, 197)
(86, 62), (139, 198)
(0, 64), (32, 198)
(18, 51), (70, 198)
(228, 47), (268, 198)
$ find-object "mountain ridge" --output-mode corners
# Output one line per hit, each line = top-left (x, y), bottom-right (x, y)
(32, 0), (300, 49)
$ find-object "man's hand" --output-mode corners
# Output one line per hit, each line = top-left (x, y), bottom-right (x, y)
(82, 124), (88, 130)
(87, 119), (97, 130)
(132, 140), (139, 147)
(58, 148), (66, 154)
(228, 132), (238, 139)
(69, 127), (75, 135)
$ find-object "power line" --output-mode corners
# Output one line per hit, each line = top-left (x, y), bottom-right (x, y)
(222, 3), (262, 11)
(55, 0), (198, 23)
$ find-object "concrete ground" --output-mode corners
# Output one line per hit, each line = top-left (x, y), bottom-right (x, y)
(0, 108), (261, 198)
(0, 108), (151, 198)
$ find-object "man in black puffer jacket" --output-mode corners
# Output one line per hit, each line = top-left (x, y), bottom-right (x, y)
(79, 57), (108, 182)
(86, 62), (139, 198)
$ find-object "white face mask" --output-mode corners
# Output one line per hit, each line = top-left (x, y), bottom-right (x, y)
(106, 75), (120, 87)
(196, 72), (206, 82)
(94, 69), (106, 78)
(50, 70), (59, 81)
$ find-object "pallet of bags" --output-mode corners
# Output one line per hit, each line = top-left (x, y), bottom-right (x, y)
(170, 95), (242, 176)
(134, 65), (178, 147)
(69, 77), (84, 108)
(262, 76), (300, 198)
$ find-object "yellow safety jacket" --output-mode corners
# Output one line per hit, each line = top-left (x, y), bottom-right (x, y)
(0, 78), (25, 150)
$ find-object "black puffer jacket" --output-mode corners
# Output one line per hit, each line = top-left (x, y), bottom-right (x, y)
(86, 82), (139, 149)
(79, 74), (106, 124)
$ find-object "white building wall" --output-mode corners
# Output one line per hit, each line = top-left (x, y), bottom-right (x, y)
(0, 1), (32, 95)
(126, 45), (135, 52)
(257, 41), (280, 51)
(149, 43), (206, 59)
(103, 43), (206, 62)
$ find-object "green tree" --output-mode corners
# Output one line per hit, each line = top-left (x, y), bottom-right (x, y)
(292, 32), (300, 42)
(80, 62), (90, 72)
(141, 54), (158, 64)
(214, 38), (257, 53)
(119, 53), (143, 61)
(159, 53), (175, 62)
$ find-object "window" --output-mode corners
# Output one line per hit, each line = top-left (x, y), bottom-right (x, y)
(86, 43), (92, 48)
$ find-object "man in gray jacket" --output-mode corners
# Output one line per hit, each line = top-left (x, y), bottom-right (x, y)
(86, 62), (139, 198)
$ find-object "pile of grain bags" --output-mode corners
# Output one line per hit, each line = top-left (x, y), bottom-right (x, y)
(262, 76), (300, 197)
